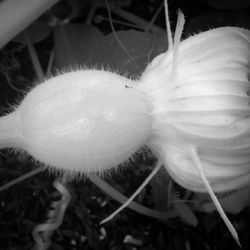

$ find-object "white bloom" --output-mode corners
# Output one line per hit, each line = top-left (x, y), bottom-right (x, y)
(100, 6), (249, 245)
(139, 26), (250, 193)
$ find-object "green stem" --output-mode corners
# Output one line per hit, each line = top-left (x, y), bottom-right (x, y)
(0, 168), (44, 192)
(25, 34), (44, 81)
(88, 173), (177, 222)
(0, 0), (59, 49)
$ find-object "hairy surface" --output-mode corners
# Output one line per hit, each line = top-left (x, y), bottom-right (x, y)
(0, 69), (152, 174)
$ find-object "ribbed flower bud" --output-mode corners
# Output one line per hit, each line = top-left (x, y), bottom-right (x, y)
(0, 70), (151, 175)
(140, 27), (250, 193)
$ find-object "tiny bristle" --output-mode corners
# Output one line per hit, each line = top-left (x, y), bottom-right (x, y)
(49, 63), (139, 85)
(0, 103), (16, 116)
(7, 147), (27, 160)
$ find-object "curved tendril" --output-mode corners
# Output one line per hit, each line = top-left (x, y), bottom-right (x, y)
(32, 174), (71, 250)
(99, 161), (163, 224)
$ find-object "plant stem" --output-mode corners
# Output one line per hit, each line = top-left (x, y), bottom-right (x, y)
(0, 0), (59, 49)
(89, 173), (177, 222)
(25, 34), (44, 81)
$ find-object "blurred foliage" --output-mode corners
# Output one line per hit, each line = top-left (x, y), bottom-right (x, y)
(0, 0), (250, 249)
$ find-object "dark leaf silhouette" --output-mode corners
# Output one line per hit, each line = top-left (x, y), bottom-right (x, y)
(54, 25), (168, 75)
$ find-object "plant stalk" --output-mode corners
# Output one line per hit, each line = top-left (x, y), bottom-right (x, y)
(0, 0), (59, 49)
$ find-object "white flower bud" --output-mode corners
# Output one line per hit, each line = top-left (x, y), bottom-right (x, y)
(140, 27), (250, 193)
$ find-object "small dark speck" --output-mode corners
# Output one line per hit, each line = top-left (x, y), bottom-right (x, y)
(125, 85), (133, 89)
(247, 90), (250, 96)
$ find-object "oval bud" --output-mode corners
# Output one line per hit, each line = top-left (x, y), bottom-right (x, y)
(4, 69), (151, 174)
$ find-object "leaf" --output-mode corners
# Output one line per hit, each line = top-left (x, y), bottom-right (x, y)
(90, 30), (168, 75)
(54, 24), (168, 75)
(150, 171), (170, 210)
(173, 198), (198, 226)
(13, 21), (52, 44)
(200, 186), (250, 214)
(54, 23), (103, 69)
